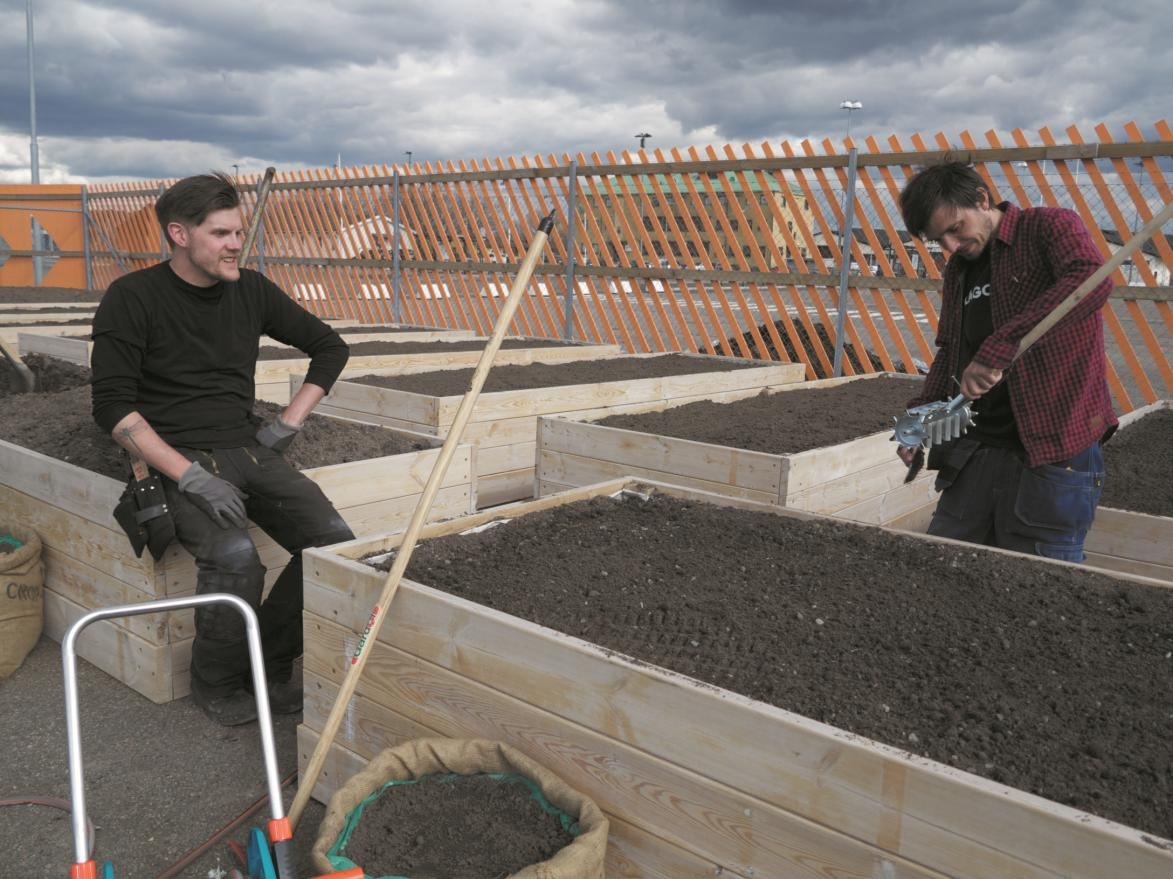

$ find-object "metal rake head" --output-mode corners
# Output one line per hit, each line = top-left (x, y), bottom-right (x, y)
(891, 393), (976, 450)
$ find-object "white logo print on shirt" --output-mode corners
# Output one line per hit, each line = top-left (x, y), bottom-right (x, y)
(964, 283), (991, 306)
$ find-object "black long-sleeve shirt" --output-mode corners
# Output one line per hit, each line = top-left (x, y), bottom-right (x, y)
(91, 263), (349, 447)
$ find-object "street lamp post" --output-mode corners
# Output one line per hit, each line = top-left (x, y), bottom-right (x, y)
(404, 150), (413, 166)
(27, 0), (39, 184)
(839, 100), (862, 143)
(632, 134), (652, 262)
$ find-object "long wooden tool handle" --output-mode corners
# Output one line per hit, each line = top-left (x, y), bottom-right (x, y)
(239, 166), (277, 267)
(288, 210), (557, 830)
(1013, 197), (1173, 361)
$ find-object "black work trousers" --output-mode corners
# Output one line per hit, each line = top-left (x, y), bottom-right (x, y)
(161, 444), (354, 697)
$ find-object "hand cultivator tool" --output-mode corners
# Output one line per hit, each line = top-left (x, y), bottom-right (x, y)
(62, 593), (361, 879)
(892, 196), (1173, 479)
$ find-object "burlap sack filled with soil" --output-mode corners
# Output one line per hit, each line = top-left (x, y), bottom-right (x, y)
(312, 737), (608, 878)
(0, 526), (44, 679)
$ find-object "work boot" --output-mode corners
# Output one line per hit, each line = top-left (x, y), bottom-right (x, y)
(190, 677), (258, 727)
(265, 678), (303, 715)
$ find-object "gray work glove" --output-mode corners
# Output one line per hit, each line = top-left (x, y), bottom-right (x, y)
(178, 461), (248, 529)
(255, 415), (301, 453)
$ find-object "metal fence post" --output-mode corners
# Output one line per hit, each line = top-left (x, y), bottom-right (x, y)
(832, 147), (859, 377)
(562, 159), (579, 339)
(81, 186), (93, 291)
(391, 169), (402, 322)
(254, 176), (266, 275)
(30, 214), (43, 285)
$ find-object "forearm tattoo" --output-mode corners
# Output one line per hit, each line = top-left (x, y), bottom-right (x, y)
(117, 417), (150, 459)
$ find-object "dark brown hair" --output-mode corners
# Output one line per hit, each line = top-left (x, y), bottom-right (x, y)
(899, 162), (991, 239)
(155, 172), (239, 247)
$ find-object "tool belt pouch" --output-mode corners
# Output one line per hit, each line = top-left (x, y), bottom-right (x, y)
(925, 436), (958, 472)
(931, 437), (981, 491)
(113, 474), (176, 561)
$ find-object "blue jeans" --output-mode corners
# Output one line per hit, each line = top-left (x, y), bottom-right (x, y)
(161, 444), (354, 695)
(927, 442), (1104, 563)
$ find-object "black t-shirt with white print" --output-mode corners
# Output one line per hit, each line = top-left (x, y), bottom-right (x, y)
(959, 246), (1022, 449)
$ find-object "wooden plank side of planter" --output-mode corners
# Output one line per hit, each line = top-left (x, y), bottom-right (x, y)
(0, 439), (125, 526)
(299, 633), (943, 879)
(831, 476), (943, 527)
(537, 417), (785, 497)
(18, 332), (92, 365)
(43, 588), (191, 704)
(41, 544), (194, 645)
(787, 457), (934, 517)
(335, 341), (627, 378)
(1083, 506), (1173, 579)
(2, 326), (87, 346)
(0, 481), (169, 595)
(301, 478), (1173, 879)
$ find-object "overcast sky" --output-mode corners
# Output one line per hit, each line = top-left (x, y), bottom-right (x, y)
(1, 0), (1169, 184)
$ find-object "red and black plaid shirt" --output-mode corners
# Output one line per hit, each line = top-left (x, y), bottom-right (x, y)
(910, 202), (1117, 467)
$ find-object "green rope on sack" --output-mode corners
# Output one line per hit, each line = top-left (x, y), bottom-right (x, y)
(326, 771), (582, 878)
(0, 534), (25, 551)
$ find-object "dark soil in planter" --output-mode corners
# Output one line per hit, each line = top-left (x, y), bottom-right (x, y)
(337, 325), (440, 334)
(0, 353), (91, 396)
(353, 354), (761, 396)
(1100, 409), (1173, 518)
(721, 319), (916, 380)
(257, 337), (578, 361)
(1, 317), (92, 326)
(595, 375), (917, 453)
(341, 774), (576, 878)
(0, 362), (427, 480)
(372, 493), (1173, 841)
(0, 286), (104, 304)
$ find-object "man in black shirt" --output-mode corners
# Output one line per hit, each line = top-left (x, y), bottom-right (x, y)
(91, 172), (355, 725)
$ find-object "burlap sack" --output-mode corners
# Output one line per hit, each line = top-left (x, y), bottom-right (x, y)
(0, 526), (44, 680)
(312, 737), (608, 878)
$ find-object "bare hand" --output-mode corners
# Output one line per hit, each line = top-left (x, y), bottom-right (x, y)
(959, 361), (1003, 400)
(896, 445), (917, 465)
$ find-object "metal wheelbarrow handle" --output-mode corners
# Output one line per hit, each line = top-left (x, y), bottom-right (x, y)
(63, 593), (288, 877)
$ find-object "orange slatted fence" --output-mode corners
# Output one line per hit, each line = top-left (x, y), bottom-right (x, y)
(25, 120), (1173, 412)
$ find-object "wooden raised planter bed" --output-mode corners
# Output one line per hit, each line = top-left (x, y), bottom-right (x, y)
(16, 329), (476, 371)
(537, 372), (936, 523)
(0, 309), (96, 323)
(3, 325), (88, 346)
(299, 478), (1173, 879)
(0, 429), (476, 704)
(1083, 399), (1172, 583)
(301, 355), (806, 508)
(886, 399), (1173, 584)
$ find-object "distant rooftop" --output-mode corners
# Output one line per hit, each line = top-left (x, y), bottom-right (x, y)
(616, 171), (801, 196)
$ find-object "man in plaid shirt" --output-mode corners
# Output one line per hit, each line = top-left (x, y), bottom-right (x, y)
(897, 162), (1116, 562)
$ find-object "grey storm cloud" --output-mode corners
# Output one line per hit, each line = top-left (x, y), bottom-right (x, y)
(0, 0), (1169, 182)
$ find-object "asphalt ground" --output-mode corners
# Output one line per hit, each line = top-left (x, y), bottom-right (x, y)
(0, 636), (328, 878)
